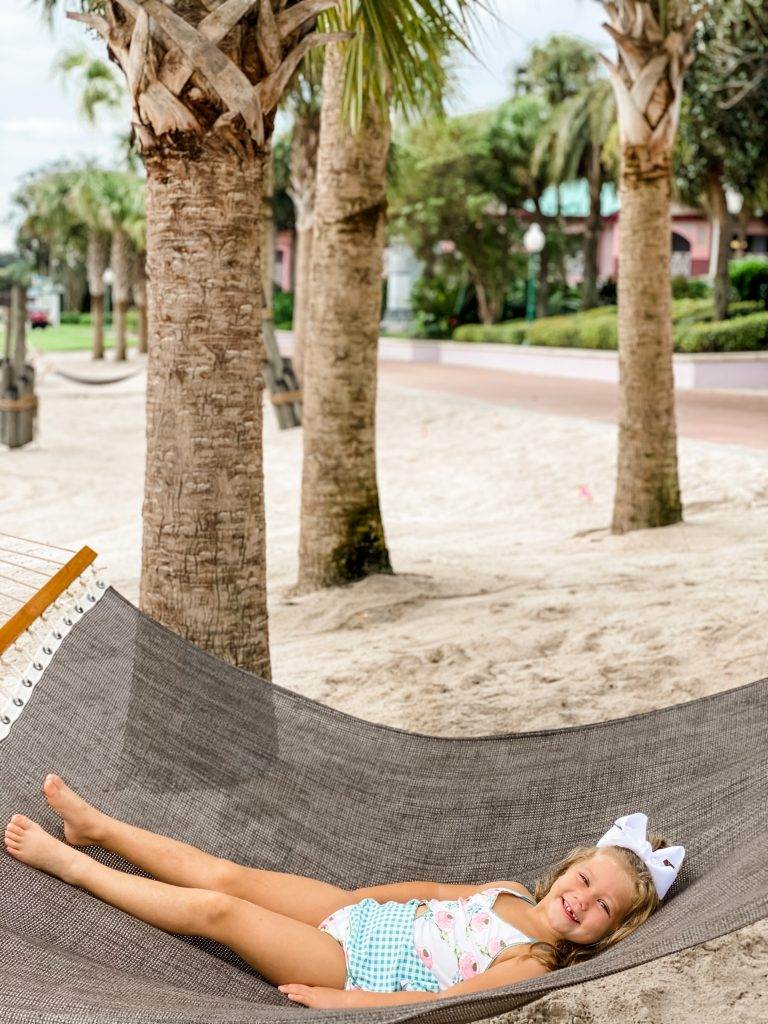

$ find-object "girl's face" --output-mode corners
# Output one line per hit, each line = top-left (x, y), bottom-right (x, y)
(542, 851), (636, 945)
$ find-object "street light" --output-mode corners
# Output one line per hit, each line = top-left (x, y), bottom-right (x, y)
(523, 222), (545, 322)
(724, 187), (748, 255)
(102, 267), (115, 321)
(725, 187), (743, 216)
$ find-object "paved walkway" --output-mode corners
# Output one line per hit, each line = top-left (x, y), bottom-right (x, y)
(379, 361), (768, 450)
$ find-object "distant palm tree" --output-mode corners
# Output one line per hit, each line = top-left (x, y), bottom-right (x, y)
(94, 171), (145, 361)
(66, 169), (112, 360)
(52, 47), (126, 124)
(534, 75), (615, 309)
(297, 0), (473, 593)
(285, 65), (322, 385)
(598, 1), (700, 533)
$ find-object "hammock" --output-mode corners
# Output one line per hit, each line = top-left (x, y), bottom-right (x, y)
(0, 539), (766, 1024)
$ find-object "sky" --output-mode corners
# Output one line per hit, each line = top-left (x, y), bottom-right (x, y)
(0, 0), (608, 252)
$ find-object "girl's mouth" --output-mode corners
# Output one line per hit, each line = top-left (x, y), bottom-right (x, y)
(561, 896), (579, 924)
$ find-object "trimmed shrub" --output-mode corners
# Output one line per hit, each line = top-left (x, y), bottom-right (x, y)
(672, 276), (710, 299)
(729, 258), (768, 305)
(60, 311), (88, 325)
(676, 311), (768, 352)
(453, 321), (527, 344)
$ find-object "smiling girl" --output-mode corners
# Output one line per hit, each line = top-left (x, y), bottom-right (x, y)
(4, 778), (684, 1009)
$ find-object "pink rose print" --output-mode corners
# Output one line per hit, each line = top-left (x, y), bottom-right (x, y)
(459, 952), (480, 980)
(418, 947), (434, 969)
(488, 937), (504, 956)
(470, 910), (490, 932)
(435, 911), (455, 931)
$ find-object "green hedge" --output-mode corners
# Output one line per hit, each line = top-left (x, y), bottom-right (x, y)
(729, 258), (768, 305)
(676, 311), (768, 352)
(453, 299), (766, 353)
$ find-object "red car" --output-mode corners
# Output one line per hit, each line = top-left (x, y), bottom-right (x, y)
(28, 309), (50, 328)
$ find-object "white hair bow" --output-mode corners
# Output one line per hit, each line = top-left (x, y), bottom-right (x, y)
(596, 812), (685, 900)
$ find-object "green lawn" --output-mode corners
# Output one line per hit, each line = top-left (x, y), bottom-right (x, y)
(26, 323), (138, 353)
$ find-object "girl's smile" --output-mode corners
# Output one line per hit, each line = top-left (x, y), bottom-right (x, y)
(531, 851), (637, 945)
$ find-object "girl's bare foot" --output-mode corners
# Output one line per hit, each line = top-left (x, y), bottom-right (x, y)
(42, 774), (104, 846)
(4, 814), (83, 882)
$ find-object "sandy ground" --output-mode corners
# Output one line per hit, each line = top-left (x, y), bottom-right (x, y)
(2, 350), (767, 1022)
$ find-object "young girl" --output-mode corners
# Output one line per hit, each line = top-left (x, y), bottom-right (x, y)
(4, 776), (684, 1010)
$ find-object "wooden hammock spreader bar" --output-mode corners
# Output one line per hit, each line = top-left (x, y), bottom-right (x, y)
(270, 389), (302, 406)
(0, 546), (97, 656)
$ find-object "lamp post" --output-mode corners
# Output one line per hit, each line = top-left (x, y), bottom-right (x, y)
(523, 222), (545, 322)
(725, 187), (747, 255)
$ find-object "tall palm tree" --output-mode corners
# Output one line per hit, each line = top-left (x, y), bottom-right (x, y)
(533, 75), (616, 309)
(12, 165), (87, 312)
(42, 0), (349, 675)
(95, 171), (145, 361)
(598, 1), (700, 533)
(67, 168), (112, 360)
(297, 1), (473, 593)
(285, 66), (322, 384)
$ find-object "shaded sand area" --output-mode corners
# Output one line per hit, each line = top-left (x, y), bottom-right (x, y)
(2, 351), (767, 1022)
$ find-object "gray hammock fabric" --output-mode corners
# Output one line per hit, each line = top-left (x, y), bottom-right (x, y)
(1, 587), (766, 1024)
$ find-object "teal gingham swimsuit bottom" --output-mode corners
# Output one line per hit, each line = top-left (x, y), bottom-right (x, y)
(318, 897), (441, 992)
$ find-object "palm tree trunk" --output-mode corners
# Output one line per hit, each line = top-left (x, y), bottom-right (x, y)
(297, 43), (393, 593)
(87, 231), (107, 360)
(292, 223), (312, 381)
(582, 143), (602, 310)
(288, 107), (320, 385)
(601, 0), (693, 534)
(111, 228), (132, 361)
(611, 147), (682, 533)
(10, 285), (27, 371)
(708, 173), (731, 321)
(140, 137), (271, 678)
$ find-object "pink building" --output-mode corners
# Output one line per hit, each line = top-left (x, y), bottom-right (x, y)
(593, 203), (768, 281)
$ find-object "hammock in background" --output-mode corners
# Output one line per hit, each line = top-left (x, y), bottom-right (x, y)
(0, 535), (766, 1024)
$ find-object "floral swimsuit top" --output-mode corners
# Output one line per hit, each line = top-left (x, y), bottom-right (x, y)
(410, 886), (538, 990)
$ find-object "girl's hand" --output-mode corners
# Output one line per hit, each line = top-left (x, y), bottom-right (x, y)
(277, 984), (352, 1009)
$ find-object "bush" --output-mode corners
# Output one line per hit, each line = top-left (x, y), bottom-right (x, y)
(675, 311), (768, 352)
(60, 311), (88, 325)
(273, 287), (293, 329)
(453, 321), (527, 344)
(729, 258), (768, 306)
(453, 298), (766, 352)
(409, 274), (464, 338)
(672, 276), (710, 299)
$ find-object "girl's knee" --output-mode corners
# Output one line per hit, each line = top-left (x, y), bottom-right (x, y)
(198, 888), (238, 927)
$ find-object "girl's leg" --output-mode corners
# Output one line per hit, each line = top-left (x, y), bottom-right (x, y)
(4, 815), (347, 988)
(43, 775), (352, 927)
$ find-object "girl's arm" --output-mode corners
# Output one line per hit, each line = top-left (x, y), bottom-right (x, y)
(279, 951), (550, 1009)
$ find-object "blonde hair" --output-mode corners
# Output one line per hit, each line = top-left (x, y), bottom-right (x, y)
(527, 830), (669, 971)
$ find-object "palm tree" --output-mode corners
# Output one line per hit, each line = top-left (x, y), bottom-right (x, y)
(66, 168), (111, 360)
(12, 165), (87, 313)
(95, 171), (145, 361)
(598, 1), (700, 533)
(52, 46), (126, 123)
(533, 74), (616, 309)
(41, 0), (350, 674)
(297, 1), (473, 593)
(285, 67), (322, 384)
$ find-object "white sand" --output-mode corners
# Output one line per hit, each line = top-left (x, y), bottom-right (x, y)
(2, 351), (767, 1021)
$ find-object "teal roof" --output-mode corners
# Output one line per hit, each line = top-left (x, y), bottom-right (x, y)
(524, 180), (619, 218)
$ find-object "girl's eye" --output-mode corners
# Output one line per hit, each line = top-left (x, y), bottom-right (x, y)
(580, 873), (589, 885)
(599, 901), (610, 916)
